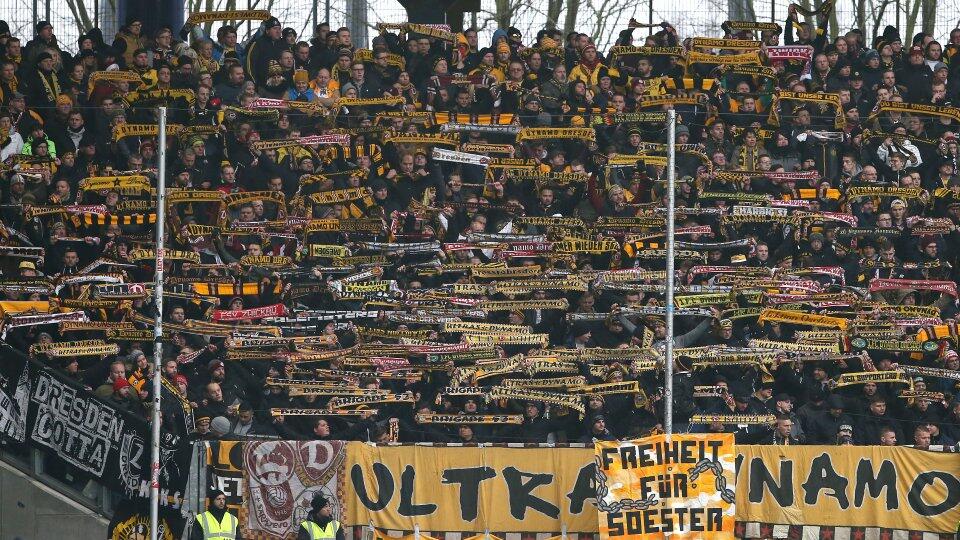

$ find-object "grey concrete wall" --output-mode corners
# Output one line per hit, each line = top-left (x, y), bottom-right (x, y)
(0, 459), (109, 540)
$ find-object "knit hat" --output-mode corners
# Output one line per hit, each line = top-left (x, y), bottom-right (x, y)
(540, 37), (558, 50)
(268, 59), (283, 76)
(210, 416), (231, 436)
(293, 68), (309, 84)
(113, 377), (132, 392)
(496, 41), (510, 55)
(56, 94), (72, 106)
(311, 493), (330, 511)
(36, 51), (53, 64)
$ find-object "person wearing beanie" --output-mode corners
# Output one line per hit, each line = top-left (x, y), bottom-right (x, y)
(246, 16), (287, 87)
(24, 49), (60, 118)
(299, 493), (344, 540)
(111, 18), (146, 68)
(568, 43), (608, 86)
(262, 58), (289, 98)
(182, 20), (247, 67)
(191, 489), (239, 540)
(287, 68), (316, 103)
(21, 19), (62, 67)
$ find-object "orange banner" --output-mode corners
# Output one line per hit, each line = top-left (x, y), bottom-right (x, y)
(596, 434), (736, 540)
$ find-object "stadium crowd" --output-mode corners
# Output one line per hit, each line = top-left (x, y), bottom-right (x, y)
(2, 5), (960, 451)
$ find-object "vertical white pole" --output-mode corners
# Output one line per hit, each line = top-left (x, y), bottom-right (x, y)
(664, 109), (677, 437)
(150, 106), (168, 540)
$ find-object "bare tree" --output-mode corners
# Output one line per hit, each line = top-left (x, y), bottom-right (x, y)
(65, 0), (95, 34)
(728, 0), (757, 22)
(853, 0), (867, 32)
(868, 0), (896, 39)
(563, 0), (579, 36)
(828, 5), (839, 40)
(904, 0), (922, 43)
(579, 0), (641, 50)
(797, 0), (814, 25)
(545, 0), (563, 30)
(921, 0), (937, 34)
(494, 0), (517, 28)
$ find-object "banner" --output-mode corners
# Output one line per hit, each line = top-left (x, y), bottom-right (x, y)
(735, 445), (960, 535)
(206, 440), (246, 512)
(345, 442), (598, 533)
(212, 303), (289, 321)
(204, 443), (960, 538)
(109, 500), (186, 540)
(596, 434), (736, 540)
(240, 440), (347, 539)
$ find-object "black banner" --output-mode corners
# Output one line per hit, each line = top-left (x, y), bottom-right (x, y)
(108, 500), (186, 540)
(0, 344), (192, 536)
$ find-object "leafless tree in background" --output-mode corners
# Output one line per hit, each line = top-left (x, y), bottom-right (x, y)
(545, 0), (563, 29)
(920, 0), (937, 34)
(10, 0), (960, 56)
(483, 0), (637, 49)
(64, 0), (101, 33)
(562, 0), (578, 36)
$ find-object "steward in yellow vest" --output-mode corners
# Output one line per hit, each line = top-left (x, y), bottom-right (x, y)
(190, 490), (239, 540)
(298, 494), (344, 540)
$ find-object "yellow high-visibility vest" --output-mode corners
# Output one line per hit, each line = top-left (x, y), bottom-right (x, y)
(196, 510), (238, 540)
(300, 519), (341, 540)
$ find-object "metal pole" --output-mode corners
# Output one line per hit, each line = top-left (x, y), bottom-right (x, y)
(664, 109), (676, 437)
(325, 0), (331, 27)
(648, 0), (654, 36)
(149, 106), (168, 540)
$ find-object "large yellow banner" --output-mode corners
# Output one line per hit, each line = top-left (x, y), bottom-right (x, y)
(735, 445), (960, 533)
(344, 442), (598, 533)
(216, 442), (960, 536)
(596, 434), (736, 540)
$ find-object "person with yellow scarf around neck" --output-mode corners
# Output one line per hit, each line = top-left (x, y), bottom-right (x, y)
(24, 51), (59, 120)
(494, 40), (512, 77)
(568, 43), (614, 87)
(470, 47), (505, 83)
(298, 494), (344, 540)
(129, 48), (158, 88)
